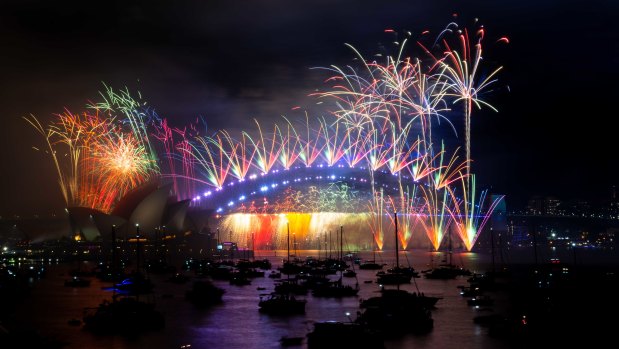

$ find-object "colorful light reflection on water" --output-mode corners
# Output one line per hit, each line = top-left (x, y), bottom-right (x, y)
(219, 212), (475, 251)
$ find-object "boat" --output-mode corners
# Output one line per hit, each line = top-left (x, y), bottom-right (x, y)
(114, 273), (155, 294)
(185, 280), (225, 307)
(357, 291), (434, 336)
(343, 252), (359, 261)
(376, 270), (411, 285)
(358, 261), (384, 270)
(387, 266), (419, 278)
(210, 265), (234, 280)
(83, 295), (165, 334)
(69, 268), (95, 278)
(466, 272), (501, 291)
(312, 227), (359, 298)
(268, 271), (282, 279)
(258, 292), (306, 315)
(424, 264), (470, 279)
(274, 277), (308, 295)
(242, 268), (265, 278)
(306, 321), (383, 348)
(95, 262), (127, 282)
(145, 259), (176, 274)
(276, 224), (315, 297)
(359, 243), (384, 270)
(278, 261), (303, 275)
(312, 278), (359, 297)
(114, 226), (156, 294)
(343, 269), (356, 277)
(67, 318), (81, 326)
(229, 274), (251, 286)
(253, 259), (272, 270)
(374, 216), (415, 285)
(298, 273), (330, 289)
(467, 295), (494, 307)
(167, 272), (190, 284)
(96, 225), (126, 282)
(278, 223), (303, 275)
(279, 336), (304, 346)
(357, 213), (434, 336)
(458, 285), (483, 297)
(64, 276), (91, 287)
(360, 288), (442, 310)
(424, 229), (471, 280)
(83, 225), (165, 335)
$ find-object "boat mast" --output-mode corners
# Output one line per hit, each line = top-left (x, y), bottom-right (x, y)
(372, 228), (376, 262)
(287, 222), (290, 264)
(340, 226), (343, 262)
(448, 227), (453, 266)
(394, 212), (399, 269)
(323, 232), (327, 260)
(318, 233), (321, 260)
(112, 224), (117, 300)
(136, 224), (141, 275)
(499, 233), (505, 268)
(324, 232), (327, 260)
(135, 223), (141, 302)
(329, 230), (332, 259)
(490, 227), (495, 273)
(532, 223), (538, 266)
(111, 224), (117, 279)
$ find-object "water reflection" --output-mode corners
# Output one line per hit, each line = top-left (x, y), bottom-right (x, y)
(16, 248), (613, 349)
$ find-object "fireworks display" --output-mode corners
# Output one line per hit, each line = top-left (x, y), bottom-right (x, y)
(25, 103), (159, 213)
(27, 21), (506, 251)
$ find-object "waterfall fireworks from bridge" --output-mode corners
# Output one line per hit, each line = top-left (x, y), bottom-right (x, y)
(26, 21), (507, 252)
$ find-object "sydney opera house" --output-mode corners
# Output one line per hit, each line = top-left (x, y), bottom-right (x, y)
(0, 182), (215, 257)
(67, 183), (196, 241)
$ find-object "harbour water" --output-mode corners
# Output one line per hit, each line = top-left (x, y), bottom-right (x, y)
(10, 247), (617, 349)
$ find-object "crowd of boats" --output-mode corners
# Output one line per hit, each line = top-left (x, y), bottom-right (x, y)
(7, 246), (589, 348)
(9, 212), (587, 349)
(2, 215), (506, 348)
(65, 223), (496, 348)
(53, 255), (478, 347)
(3, 228), (615, 348)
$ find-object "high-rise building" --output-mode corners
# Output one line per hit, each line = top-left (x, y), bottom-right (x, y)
(610, 185), (619, 217)
(526, 196), (562, 215)
(545, 197), (561, 215)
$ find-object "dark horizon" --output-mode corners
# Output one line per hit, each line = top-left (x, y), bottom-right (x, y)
(1, 0), (618, 216)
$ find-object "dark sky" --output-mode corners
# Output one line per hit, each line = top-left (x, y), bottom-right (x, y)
(1, 0), (618, 216)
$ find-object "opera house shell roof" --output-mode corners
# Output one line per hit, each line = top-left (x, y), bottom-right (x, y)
(67, 182), (198, 241)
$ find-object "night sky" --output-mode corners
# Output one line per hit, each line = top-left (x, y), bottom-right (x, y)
(1, 0), (618, 216)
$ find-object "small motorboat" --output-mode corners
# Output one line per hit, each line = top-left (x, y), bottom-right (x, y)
(64, 276), (91, 287)
(280, 336), (304, 346)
